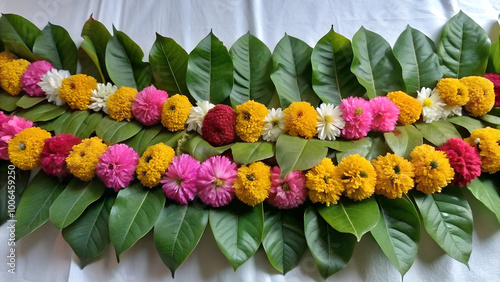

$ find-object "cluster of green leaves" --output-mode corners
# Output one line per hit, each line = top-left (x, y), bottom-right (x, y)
(1, 11), (500, 279)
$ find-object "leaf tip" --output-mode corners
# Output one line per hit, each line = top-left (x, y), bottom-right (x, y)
(89, 13), (94, 21)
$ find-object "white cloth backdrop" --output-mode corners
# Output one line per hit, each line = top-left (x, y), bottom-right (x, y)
(1, 0), (500, 281)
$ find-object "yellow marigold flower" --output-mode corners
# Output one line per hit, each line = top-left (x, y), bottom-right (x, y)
(283, 101), (317, 139)
(107, 86), (138, 121)
(305, 158), (344, 206)
(136, 143), (175, 188)
(372, 154), (415, 199)
(233, 161), (271, 206)
(465, 127), (500, 173)
(337, 154), (376, 201)
(66, 137), (107, 181)
(461, 76), (495, 117)
(235, 100), (269, 142)
(0, 59), (30, 95)
(0, 51), (17, 70)
(387, 91), (422, 125)
(58, 74), (98, 110)
(8, 127), (51, 170)
(161, 94), (192, 131)
(410, 144), (454, 194)
(436, 78), (469, 107)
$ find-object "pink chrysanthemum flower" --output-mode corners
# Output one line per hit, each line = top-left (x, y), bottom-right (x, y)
(0, 111), (11, 124)
(437, 138), (481, 187)
(485, 73), (500, 107)
(197, 155), (238, 207)
(40, 134), (81, 178)
(161, 154), (200, 204)
(0, 115), (34, 159)
(267, 166), (307, 209)
(96, 144), (139, 192)
(20, 60), (54, 97)
(132, 85), (168, 126)
(339, 97), (373, 139)
(370, 96), (400, 132)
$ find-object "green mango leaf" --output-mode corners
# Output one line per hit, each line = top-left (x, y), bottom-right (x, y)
(209, 201), (264, 270)
(229, 33), (274, 107)
(413, 188), (473, 266)
(331, 136), (388, 162)
(0, 14), (41, 60)
(262, 206), (307, 274)
(55, 110), (103, 138)
(39, 111), (71, 131)
(231, 142), (275, 165)
(181, 135), (232, 162)
(304, 207), (356, 279)
(384, 125), (423, 158)
(0, 162), (30, 225)
(448, 116), (487, 134)
(487, 40), (500, 73)
(62, 193), (115, 267)
(33, 22), (78, 74)
(275, 134), (328, 177)
(95, 116), (143, 144)
(311, 27), (365, 105)
(414, 120), (462, 146)
(270, 34), (319, 108)
(105, 27), (152, 90)
(438, 11), (490, 78)
(317, 197), (380, 241)
(148, 130), (185, 149)
(467, 175), (500, 224)
(81, 16), (111, 82)
(80, 38), (105, 83)
(351, 26), (405, 98)
(15, 172), (67, 239)
(154, 204), (208, 278)
(49, 178), (106, 229)
(16, 95), (45, 109)
(0, 90), (21, 111)
(125, 125), (163, 156)
(149, 34), (189, 97)
(371, 196), (420, 276)
(16, 103), (68, 122)
(393, 25), (443, 95)
(74, 112), (103, 138)
(479, 114), (500, 125)
(186, 32), (233, 104)
(109, 183), (166, 258)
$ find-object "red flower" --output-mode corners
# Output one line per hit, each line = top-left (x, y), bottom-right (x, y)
(40, 134), (81, 178)
(201, 105), (236, 147)
(437, 138), (481, 187)
(484, 73), (500, 107)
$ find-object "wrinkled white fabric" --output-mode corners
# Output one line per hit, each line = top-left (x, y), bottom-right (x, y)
(1, 0), (500, 281)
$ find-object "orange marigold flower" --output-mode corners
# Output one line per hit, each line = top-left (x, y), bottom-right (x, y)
(464, 127), (500, 173)
(283, 101), (317, 139)
(436, 78), (469, 107)
(0, 59), (30, 95)
(161, 94), (192, 131)
(8, 127), (51, 170)
(107, 86), (138, 121)
(387, 91), (422, 125)
(461, 76), (495, 117)
(233, 161), (271, 206)
(0, 51), (17, 70)
(235, 100), (269, 142)
(410, 144), (454, 194)
(372, 153), (414, 199)
(65, 137), (107, 181)
(58, 74), (98, 110)
(305, 158), (344, 206)
(337, 154), (376, 201)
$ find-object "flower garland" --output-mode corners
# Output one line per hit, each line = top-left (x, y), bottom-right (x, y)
(1, 50), (500, 208)
(2, 11), (500, 279)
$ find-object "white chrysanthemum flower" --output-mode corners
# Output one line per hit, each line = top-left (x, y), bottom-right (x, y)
(442, 105), (462, 118)
(417, 87), (446, 123)
(186, 101), (215, 134)
(262, 108), (285, 142)
(88, 82), (117, 114)
(38, 69), (70, 106)
(316, 103), (345, 140)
